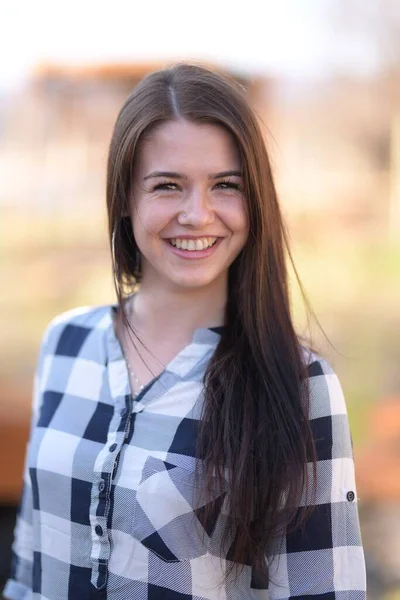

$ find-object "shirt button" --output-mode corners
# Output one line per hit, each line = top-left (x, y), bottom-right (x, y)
(98, 481), (105, 493)
(95, 525), (103, 536)
(109, 443), (117, 452)
(347, 491), (355, 502)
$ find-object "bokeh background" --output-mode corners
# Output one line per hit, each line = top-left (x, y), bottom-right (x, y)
(1, 1), (399, 598)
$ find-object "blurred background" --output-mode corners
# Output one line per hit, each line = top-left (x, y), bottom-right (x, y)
(0, 0), (399, 598)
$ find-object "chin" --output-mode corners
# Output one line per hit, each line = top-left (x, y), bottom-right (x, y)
(167, 273), (220, 290)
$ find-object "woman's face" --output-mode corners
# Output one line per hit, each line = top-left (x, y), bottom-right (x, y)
(128, 118), (249, 292)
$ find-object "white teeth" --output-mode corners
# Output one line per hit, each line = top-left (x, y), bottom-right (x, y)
(168, 237), (218, 250)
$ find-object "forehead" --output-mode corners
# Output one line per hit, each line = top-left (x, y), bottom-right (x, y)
(135, 119), (241, 174)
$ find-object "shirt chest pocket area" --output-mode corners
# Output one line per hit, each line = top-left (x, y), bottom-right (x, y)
(132, 456), (227, 562)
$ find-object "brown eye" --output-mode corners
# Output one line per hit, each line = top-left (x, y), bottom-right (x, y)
(215, 181), (242, 191)
(153, 182), (179, 191)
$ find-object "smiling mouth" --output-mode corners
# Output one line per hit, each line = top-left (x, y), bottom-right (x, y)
(167, 237), (218, 251)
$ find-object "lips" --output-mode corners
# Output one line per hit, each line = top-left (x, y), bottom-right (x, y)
(163, 236), (223, 259)
(168, 237), (218, 251)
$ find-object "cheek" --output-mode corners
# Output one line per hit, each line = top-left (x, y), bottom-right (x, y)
(132, 200), (174, 236)
(219, 200), (249, 235)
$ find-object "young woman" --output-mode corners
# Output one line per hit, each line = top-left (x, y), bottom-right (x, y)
(5, 64), (366, 599)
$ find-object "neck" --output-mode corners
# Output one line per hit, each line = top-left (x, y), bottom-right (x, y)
(130, 275), (228, 341)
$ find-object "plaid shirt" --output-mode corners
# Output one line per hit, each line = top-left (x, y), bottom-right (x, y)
(4, 304), (366, 600)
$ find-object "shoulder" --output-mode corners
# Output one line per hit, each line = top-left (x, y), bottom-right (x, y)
(299, 345), (355, 471)
(299, 345), (348, 421)
(39, 304), (113, 358)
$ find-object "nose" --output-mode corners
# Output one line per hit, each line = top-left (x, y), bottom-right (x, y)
(177, 188), (215, 228)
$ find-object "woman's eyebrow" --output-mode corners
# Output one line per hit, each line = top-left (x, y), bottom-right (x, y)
(143, 171), (187, 180)
(143, 169), (242, 181)
(209, 170), (242, 179)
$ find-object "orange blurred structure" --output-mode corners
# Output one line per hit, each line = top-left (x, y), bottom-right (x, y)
(356, 396), (400, 502)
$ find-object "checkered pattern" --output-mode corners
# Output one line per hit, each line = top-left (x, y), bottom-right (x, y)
(4, 304), (366, 599)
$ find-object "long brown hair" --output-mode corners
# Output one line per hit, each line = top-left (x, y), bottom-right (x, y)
(106, 62), (321, 583)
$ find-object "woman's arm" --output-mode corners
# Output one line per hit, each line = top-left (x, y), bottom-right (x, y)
(3, 326), (51, 600)
(266, 358), (367, 599)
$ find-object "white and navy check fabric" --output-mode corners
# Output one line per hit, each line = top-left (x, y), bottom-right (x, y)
(4, 304), (367, 599)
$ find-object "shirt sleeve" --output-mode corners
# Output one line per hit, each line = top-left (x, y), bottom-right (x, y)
(266, 358), (367, 600)
(3, 325), (51, 600)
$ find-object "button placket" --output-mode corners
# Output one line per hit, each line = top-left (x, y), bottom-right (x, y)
(112, 455), (120, 479)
